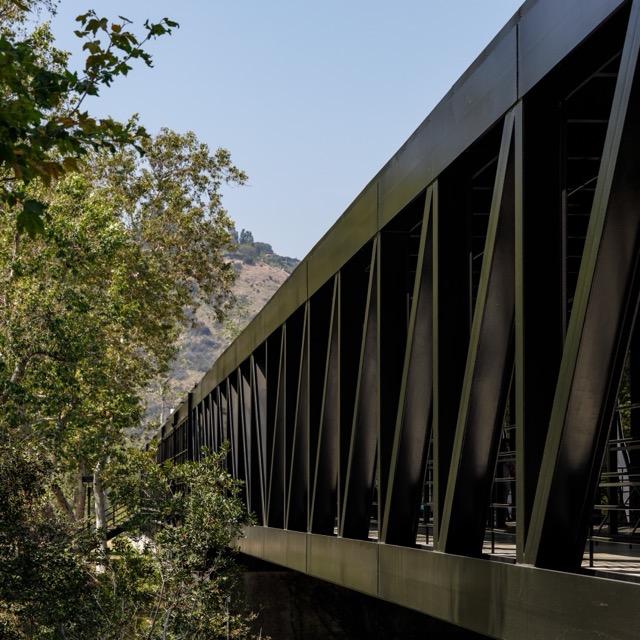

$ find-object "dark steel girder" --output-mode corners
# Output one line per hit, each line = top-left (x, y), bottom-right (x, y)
(381, 187), (434, 546)
(310, 276), (340, 535)
(524, 0), (640, 569)
(266, 327), (285, 527)
(286, 304), (310, 531)
(440, 110), (518, 556)
(340, 239), (378, 540)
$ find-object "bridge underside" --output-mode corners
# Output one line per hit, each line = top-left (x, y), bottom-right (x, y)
(159, 0), (640, 637)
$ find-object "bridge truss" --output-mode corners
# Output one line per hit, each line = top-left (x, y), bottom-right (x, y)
(158, 0), (640, 637)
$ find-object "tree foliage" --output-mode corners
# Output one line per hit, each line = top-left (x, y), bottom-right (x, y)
(0, 1), (257, 637)
(90, 127), (246, 320)
(97, 446), (255, 639)
(0, 127), (244, 508)
(0, 0), (177, 234)
(0, 441), (95, 639)
(0, 147), (251, 634)
(0, 443), (257, 639)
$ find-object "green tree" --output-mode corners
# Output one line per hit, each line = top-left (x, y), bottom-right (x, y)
(98, 446), (256, 640)
(0, 440), (99, 638)
(0, 126), (244, 534)
(89, 127), (246, 321)
(0, 0), (177, 234)
(0, 3), (257, 637)
(0, 101), (249, 640)
(238, 228), (254, 245)
(0, 440), (259, 639)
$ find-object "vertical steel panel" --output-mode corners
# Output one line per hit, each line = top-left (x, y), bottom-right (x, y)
(199, 404), (206, 462)
(340, 239), (379, 540)
(217, 387), (224, 450)
(220, 383), (229, 465)
(433, 162), (473, 548)
(228, 378), (240, 476)
(251, 346), (267, 520)
(377, 229), (411, 534)
(245, 356), (266, 523)
(307, 279), (334, 532)
(240, 362), (254, 515)
(229, 378), (239, 457)
(515, 88), (565, 561)
(283, 309), (304, 525)
(267, 329), (286, 528)
(230, 371), (246, 502)
(382, 187), (434, 546)
(440, 112), (517, 556)
(214, 388), (221, 459)
(525, 0), (640, 569)
(310, 276), (340, 535)
(203, 394), (211, 453)
(264, 330), (280, 523)
(631, 330), (640, 506)
(338, 246), (373, 533)
(187, 393), (194, 461)
(194, 405), (202, 463)
(287, 305), (310, 531)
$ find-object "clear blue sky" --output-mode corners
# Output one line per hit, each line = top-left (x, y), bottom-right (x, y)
(50, 1), (523, 259)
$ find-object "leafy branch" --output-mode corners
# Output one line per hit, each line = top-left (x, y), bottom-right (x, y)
(0, 6), (178, 235)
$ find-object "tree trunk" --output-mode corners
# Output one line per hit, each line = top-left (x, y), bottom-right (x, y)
(51, 483), (75, 522)
(74, 460), (87, 522)
(162, 606), (172, 640)
(94, 458), (108, 556)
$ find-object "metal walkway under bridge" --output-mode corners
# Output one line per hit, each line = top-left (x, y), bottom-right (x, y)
(157, 0), (640, 637)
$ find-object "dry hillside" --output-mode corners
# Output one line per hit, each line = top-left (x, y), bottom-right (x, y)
(146, 255), (296, 427)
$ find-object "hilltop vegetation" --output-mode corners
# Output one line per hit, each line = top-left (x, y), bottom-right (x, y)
(228, 227), (299, 272)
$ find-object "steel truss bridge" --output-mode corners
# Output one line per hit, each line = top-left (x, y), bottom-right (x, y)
(158, 0), (640, 637)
